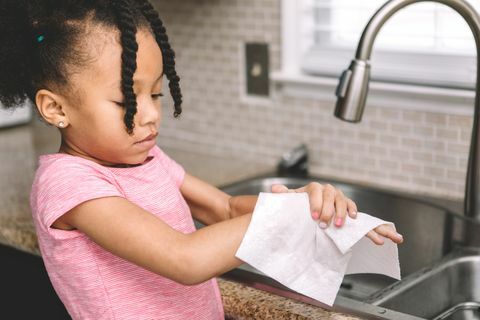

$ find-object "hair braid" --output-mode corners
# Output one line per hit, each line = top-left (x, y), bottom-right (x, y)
(112, 0), (138, 134)
(133, 0), (182, 117)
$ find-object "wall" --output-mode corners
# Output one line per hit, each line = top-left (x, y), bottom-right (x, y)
(152, 0), (473, 200)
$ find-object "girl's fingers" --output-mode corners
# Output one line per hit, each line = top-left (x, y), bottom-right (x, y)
(333, 189), (347, 227)
(318, 184), (335, 228)
(272, 183), (323, 220)
(366, 230), (385, 245)
(347, 198), (358, 219)
(271, 184), (290, 193)
(374, 224), (404, 244)
(301, 183), (324, 223)
(272, 182), (359, 228)
(272, 183), (404, 245)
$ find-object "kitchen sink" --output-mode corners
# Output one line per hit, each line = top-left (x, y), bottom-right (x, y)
(369, 248), (480, 320)
(210, 175), (480, 319)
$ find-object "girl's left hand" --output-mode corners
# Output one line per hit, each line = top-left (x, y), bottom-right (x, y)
(271, 182), (356, 228)
(271, 182), (403, 245)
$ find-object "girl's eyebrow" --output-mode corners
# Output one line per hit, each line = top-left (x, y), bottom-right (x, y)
(107, 72), (164, 89)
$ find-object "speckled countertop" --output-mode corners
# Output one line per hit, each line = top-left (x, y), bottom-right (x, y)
(0, 118), (361, 320)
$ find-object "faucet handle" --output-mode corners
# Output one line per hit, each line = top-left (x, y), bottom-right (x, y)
(335, 69), (352, 98)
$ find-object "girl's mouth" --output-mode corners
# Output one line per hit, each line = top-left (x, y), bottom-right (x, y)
(136, 132), (158, 144)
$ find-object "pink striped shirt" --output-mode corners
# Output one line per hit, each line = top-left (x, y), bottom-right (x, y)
(30, 146), (224, 320)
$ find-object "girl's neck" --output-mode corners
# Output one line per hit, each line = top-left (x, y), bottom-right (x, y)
(58, 139), (153, 168)
(58, 139), (118, 167)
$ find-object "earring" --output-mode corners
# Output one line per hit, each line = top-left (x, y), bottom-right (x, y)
(58, 121), (66, 128)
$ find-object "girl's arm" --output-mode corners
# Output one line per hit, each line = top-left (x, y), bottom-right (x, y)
(61, 196), (250, 285)
(180, 173), (257, 225)
(180, 174), (403, 245)
(61, 182), (403, 286)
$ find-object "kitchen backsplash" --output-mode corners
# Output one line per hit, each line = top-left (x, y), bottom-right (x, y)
(152, 0), (472, 201)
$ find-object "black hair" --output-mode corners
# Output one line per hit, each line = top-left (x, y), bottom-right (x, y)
(0, 0), (182, 134)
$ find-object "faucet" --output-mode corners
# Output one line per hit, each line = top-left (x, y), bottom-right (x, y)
(277, 144), (309, 177)
(334, 0), (480, 222)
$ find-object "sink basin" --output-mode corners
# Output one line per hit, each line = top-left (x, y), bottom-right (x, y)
(212, 175), (480, 319)
(370, 248), (480, 320)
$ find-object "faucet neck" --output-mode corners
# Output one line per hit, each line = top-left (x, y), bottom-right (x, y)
(356, 0), (480, 61)
(354, 0), (480, 222)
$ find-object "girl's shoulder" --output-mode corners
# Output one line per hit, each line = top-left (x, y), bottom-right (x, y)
(36, 152), (114, 178)
(31, 153), (124, 235)
(32, 153), (119, 195)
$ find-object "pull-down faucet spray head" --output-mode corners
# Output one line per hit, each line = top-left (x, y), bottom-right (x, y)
(334, 59), (371, 123)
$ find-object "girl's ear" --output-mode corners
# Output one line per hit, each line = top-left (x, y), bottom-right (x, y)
(35, 89), (69, 128)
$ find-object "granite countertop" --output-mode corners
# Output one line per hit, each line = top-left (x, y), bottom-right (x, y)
(0, 119), (361, 320)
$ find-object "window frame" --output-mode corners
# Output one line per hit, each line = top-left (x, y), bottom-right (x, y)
(271, 0), (476, 115)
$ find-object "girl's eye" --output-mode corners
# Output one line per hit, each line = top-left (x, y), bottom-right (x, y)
(152, 93), (164, 99)
(112, 93), (163, 106)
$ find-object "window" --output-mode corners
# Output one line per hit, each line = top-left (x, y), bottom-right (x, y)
(296, 0), (478, 89)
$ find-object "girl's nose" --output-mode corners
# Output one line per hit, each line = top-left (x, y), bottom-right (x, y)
(137, 99), (161, 127)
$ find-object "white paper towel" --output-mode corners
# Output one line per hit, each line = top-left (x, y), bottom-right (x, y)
(235, 192), (401, 306)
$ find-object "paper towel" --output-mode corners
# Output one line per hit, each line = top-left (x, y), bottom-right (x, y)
(235, 192), (401, 306)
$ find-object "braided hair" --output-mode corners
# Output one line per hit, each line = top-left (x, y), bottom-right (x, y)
(133, 0), (182, 118)
(0, 0), (182, 134)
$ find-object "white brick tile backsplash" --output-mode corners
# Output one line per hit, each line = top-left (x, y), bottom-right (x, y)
(152, 0), (471, 200)
(425, 113), (448, 126)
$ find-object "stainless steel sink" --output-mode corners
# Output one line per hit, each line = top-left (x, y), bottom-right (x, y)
(211, 175), (480, 319)
(369, 248), (480, 320)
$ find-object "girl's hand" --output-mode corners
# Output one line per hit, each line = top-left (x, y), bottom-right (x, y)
(271, 182), (357, 228)
(368, 224), (403, 245)
(271, 183), (404, 245)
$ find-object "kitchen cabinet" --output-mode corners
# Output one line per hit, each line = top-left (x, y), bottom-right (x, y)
(0, 244), (69, 319)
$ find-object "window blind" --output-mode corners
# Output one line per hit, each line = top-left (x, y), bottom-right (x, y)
(300, 0), (479, 89)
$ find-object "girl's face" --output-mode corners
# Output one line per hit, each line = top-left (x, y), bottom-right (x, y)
(58, 26), (164, 166)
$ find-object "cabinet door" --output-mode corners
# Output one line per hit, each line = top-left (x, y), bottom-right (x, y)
(0, 244), (70, 319)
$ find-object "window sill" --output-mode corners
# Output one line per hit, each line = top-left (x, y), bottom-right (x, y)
(270, 71), (475, 116)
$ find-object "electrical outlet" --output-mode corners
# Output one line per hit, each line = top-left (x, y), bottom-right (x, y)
(245, 43), (269, 97)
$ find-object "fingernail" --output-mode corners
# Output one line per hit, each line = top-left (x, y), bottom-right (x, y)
(312, 211), (320, 220)
(351, 211), (357, 217)
(335, 218), (343, 227)
(397, 234), (403, 240)
(319, 222), (328, 229)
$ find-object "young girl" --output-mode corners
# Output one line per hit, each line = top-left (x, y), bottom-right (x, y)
(0, 0), (403, 319)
